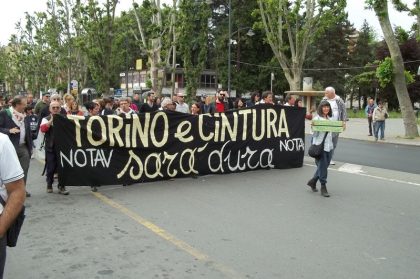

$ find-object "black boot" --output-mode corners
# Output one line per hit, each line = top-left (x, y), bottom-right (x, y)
(307, 178), (318, 192)
(320, 184), (330, 197)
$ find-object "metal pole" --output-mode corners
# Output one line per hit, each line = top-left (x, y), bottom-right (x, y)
(227, 0), (232, 94)
(125, 37), (129, 97)
(270, 76), (273, 92)
(270, 72), (274, 92)
(171, 0), (177, 99)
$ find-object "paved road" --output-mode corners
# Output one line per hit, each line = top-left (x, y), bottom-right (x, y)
(305, 135), (420, 174)
(5, 158), (420, 278)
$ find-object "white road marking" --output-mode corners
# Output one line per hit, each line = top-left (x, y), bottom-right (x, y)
(304, 163), (420, 187)
(338, 163), (364, 174)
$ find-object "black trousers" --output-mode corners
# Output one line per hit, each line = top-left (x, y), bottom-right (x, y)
(0, 236), (6, 279)
(45, 150), (58, 187)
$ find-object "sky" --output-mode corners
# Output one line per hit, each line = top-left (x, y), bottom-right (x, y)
(0, 0), (415, 45)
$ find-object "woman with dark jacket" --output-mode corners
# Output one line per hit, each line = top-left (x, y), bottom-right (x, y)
(307, 101), (334, 197)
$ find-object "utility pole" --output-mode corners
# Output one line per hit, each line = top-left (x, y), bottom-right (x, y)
(65, 0), (71, 96)
(227, 0), (232, 94)
(271, 72), (274, 92)
(125, 36), (129, 97)
(171, 0), (177, 99)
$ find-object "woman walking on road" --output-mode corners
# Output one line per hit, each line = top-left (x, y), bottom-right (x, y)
(307, 101), (334, 197)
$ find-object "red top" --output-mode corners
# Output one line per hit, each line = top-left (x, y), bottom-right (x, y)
(216, 102), (225, 113)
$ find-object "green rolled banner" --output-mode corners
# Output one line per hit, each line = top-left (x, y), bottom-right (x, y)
(312, 120), (344, 133)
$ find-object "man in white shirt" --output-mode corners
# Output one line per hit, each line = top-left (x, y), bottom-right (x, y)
(175, 93), (190, 114)
(322, 87), (347, 165)
(0, 133), (26, 278)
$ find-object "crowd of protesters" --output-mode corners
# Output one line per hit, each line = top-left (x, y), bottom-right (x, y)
(0, 86), (352, 276)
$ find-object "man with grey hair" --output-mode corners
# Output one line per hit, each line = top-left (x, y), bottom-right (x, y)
(175, 92), (190, 113)
(160, 98), (176, 111)
(323, 86), (347, 165)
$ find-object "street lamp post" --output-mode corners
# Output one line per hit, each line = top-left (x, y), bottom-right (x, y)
(227, 23), (254, 94)
(227, 0), (232, 94)
(125, 37), (129, 97)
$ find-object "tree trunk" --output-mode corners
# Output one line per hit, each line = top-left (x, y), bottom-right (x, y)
(150, 38), (161, 94)
(291, 68), (301, 91)
(375, 2), (419, 137)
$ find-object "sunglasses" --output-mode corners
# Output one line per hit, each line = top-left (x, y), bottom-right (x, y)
(51, 106), (60, 109)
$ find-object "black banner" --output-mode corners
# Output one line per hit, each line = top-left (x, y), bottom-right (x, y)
(54, 105), (305, 186)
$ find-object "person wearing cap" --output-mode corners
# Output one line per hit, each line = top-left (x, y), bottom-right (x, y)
(139, 92), (159, 113)
(34, 92), (50, 115)
(175, 92), (190, 113)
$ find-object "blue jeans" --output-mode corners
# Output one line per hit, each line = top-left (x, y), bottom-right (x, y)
(312, 150), (332, 185)
(0, 236), (6, 279)
(374, 121), (385, 139)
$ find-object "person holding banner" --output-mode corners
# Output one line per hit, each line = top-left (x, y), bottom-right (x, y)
(256, 91), (274, 105)
(295, 98), (314, 120)
(84, 101), (100, 117)
(307, 101), (334, 197)
(139, 93), (158, 113)
(117, 97), (136, 115)
(40, 101), (69, 195)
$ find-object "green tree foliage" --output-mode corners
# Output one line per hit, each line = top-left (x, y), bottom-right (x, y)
(76, 0), (119, 94)
(256, 0), (347, 90)
(305, 16), (355, 96)
(376, 57), (394, 87)
(131, 0), (172, 93)
(178, 0), (211, 99)
(375, 36), (420, 109)
(366, 0), (419, 137)
(346, 21), (378, 108)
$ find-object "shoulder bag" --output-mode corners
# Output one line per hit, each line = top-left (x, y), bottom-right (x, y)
(308, 132), (328, 159)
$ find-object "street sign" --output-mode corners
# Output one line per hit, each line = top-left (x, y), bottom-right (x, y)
(136, 59), (142, 70)
(70, 80), (78, 90)
(114, 89), (123, 98)
(120, 72), (126, 77)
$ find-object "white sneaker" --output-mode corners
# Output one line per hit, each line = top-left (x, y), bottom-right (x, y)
(330, 160), (336, 165)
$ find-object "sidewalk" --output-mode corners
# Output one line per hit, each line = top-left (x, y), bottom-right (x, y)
(305, 118), (420, 146)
